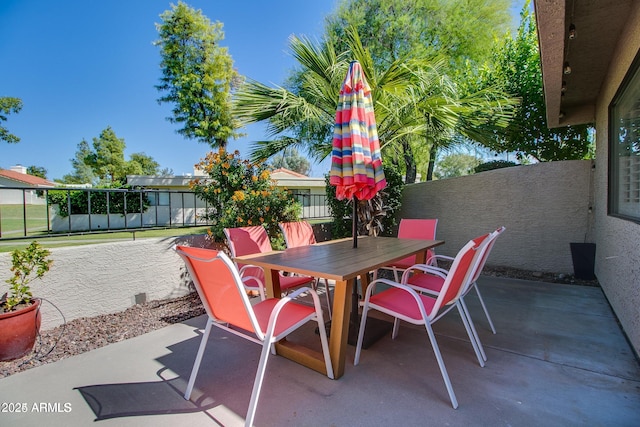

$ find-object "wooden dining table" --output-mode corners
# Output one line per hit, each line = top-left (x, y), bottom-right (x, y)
(235, 235), (444, 379)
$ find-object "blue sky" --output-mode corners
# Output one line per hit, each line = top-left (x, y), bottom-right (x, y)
(2, 0), (524, 181)
(1, 0), (337, 180)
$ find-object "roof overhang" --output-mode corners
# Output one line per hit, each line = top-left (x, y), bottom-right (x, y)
(127, 175), (200, 188)
(272, 177), (326, 189)
(534, 0), (634, 128)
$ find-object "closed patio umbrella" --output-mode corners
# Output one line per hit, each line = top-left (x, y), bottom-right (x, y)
(330, 61), (386, 248)
(329, 61), (390, 347)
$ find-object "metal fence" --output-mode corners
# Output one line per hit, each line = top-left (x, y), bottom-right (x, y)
(290, 191), (331, 220)
(0, 186), (330, 240)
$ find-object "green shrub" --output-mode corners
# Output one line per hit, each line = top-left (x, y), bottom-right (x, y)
(325, 163), (404, 238)
(3, 241), (52, 312)
(47, 186), (150, 217)
(190, 149), (300, 245)
(474, 160), (518, 173)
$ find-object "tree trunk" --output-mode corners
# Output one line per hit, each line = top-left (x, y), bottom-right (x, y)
(402, 140), (417, 184)
(426, 145), (437, 181)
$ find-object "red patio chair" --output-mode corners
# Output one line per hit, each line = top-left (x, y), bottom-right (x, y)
(398, 232), (495, 364)
(407, 226), (505, 336)
(175, 245), (333, 427)
(224, 226), (316, 300)
(376, 218), (439, 281)
(279, 221), (332, 318)
(279, 220), (317, 247)
(354, 235), (491, 409)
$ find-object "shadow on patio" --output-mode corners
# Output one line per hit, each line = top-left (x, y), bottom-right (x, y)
(1, 276), (639, 426)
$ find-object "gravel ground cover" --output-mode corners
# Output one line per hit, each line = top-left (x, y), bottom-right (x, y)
(0, 292), (206, 379)
(0, 266), (598, 379)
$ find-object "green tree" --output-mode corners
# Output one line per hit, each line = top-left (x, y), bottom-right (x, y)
(327, 0), (511, 69)
(235, 27), (514, 166)
(395, 62), (516, 181)
(60, 139), (96, 184)
(85, 127), (129, 184)
(61, 127), (161, 185)
(155, 1), (239, 148)
(270, 148), (311, 175)
(128, 153), (161, 175)
(325, 0), (513, 181)
(433, 153), (481, 179)
(0, 97), (23, 143)
(158, 167), (175, 176)
(26, 166), (47, 179)
(481, 1), (592, 161)
(234, 28), (515, 236)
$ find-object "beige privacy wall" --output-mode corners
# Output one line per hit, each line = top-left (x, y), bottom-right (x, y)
(399, 160), (594, 273)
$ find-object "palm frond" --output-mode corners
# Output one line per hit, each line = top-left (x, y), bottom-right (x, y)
(248, 137), (300, 163)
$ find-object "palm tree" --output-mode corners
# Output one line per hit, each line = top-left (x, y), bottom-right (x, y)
(393, 63), (520, 180)
(233, 26), (517, 182)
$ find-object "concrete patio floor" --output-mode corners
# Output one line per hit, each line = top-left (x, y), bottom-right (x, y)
(1, 276), (639, 427)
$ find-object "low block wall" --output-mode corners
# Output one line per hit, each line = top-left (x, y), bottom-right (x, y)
(0, 234), (218, 330)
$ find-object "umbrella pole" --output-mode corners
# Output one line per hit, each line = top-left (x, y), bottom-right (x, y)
(350, 195), (358, 333)
(352, 195), (358, 248)
(347, 196), (395, 348)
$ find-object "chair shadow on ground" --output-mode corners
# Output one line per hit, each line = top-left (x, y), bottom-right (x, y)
(75, 369), (211, 420)
(73, 318), (254, 424)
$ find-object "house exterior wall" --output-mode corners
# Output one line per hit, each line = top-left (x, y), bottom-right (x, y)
(593, 2), (640, 355)
(0, 186), (48, 205)
(126, 176), (196, 190)
(399, 160), (594, 274)
(0, 177), (29, 188)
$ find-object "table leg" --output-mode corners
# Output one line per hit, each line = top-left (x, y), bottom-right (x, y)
(328, 278), (352, 379)
(359, 270), (371, 301)
(410, 250), (428, 278)
(269, 271), (350, 379)
(264, 268), (282, 299)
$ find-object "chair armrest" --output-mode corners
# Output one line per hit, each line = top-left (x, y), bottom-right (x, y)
(365, 278), (412, 297)
(239, 263), (262, 275)
(401, 264), (449, 281)
(431, 254), (453, 263)
(280, 286), (313, 300)
(241, 275), (266, 300)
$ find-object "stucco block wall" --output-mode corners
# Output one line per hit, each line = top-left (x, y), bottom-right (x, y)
(399, 160), (594, 273)
(0, 235), (216, 330)
(593, 2), (640, 356)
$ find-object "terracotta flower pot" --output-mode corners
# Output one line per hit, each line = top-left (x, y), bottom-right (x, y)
(0, 298), (41, 361)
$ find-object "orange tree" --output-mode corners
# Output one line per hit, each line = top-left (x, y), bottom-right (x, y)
(190, 149), (301, 245)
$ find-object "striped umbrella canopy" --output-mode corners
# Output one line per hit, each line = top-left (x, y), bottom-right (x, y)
(329, 61), (386, 202)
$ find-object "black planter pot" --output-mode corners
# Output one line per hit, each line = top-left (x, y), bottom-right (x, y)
(570, 243), (596, 280)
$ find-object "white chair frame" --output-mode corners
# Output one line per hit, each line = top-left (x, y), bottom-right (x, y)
(176, 247), (334, 427)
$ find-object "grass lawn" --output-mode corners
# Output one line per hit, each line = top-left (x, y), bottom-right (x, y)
(0, 204), (49, 238)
